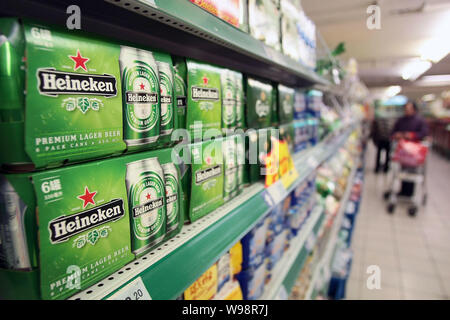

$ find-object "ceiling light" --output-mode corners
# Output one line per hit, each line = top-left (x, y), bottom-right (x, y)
(401, 59), (432, 81)
(421, 94), (436, 102)
(415, 74), (450, 86)
(385, 85), (401, 98)
(420, 38), (450, 63)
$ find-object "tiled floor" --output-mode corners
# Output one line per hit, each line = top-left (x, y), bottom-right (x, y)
(346, 142), (450, 300)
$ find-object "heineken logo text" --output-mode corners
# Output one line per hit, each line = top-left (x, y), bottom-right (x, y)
(166, 194), (178, 204)
(191, 86), (219, 101)
(161, 95), (172, 104)
(126, 91), (158, 104)
(133, 198), (164, 217)
(195, 165), (222, 184)
(37, 69), (117, 97)
(48, 199), (124, 243)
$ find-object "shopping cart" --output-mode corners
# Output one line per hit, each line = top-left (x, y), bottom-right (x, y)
(383, 138), (429, 216)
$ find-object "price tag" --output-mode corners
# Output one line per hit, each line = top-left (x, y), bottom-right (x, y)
(266, 180), (287, 205)
(108, 277), (152, 300)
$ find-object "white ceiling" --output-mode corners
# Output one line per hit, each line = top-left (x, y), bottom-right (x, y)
(301, 0), (450, 99)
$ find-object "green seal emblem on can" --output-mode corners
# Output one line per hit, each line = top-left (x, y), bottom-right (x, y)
(126, 158), (166, 255)
(120, 46), (160, 146)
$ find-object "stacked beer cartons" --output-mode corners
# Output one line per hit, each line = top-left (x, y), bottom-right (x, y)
(0, 19), (184, 300)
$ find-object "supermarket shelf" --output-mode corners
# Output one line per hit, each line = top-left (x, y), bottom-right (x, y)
(68, 126), (354, 300)
(304, 161), (359, 300)
(260, 204), (324, 300)
(0, 0), (329, 88)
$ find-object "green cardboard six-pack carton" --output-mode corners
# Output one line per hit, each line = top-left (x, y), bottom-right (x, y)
(178, 138), (224, 223)
(0, 147), (184, 300)
(186, 60), (222, 141)
(245, 77), (273, 129)
(0, 19), (179, 171)
(277, 84), (295, 124)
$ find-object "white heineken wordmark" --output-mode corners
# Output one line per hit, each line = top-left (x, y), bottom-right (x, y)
(166, 194), (178, 204)
(191, 86), (219, 101)
(132, 197), (164, 218)
(126, 91), (158, 104)
(37, 68), (117, 97)
(48, 199), (125, 244)
(195, 165), (222, 184)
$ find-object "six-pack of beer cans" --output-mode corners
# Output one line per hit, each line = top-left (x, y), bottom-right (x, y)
(0, 18), (319, 300)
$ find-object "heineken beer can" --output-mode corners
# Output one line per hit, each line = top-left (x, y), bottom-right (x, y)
(223, 137), (237, 201)
(120, 46), (160, 146)
(0, 176), (31, 270)
(161, 163), (180, 233)
(235, 134), (245, 193)
(157, 61), (175, 137)
(221, 69), (236, 133)
(126, 158), (166, 255)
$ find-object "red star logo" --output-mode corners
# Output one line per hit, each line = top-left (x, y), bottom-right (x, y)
(77, 186), (97, 208)
(202, 76), (208, 85)
(69, 49), (89, 71)
(206, 156), (212, 165)
(146, 193), (151, 200)
(140, 83), (145, 90)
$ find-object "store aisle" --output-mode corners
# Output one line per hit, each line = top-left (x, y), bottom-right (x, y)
(346, 143), (450, 300)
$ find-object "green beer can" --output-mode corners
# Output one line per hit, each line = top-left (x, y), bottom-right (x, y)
(235, 133), (245, 194)
(221, 69), (236, 134)
(157, 60), (175, 137)
(223, 136), (238, 202)
(234, 71), (245, 129)
(120, 46), (160, 147)
(173, 56), (187, 130)
(161, 162), (180, 234)
(126, 157), (166, 256)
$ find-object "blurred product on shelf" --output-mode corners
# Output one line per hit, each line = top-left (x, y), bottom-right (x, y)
(183, 241), (244, 300)
(248, 0), (281, 51)
(280, 0), (317, 69)
(189, 0), (248, 32)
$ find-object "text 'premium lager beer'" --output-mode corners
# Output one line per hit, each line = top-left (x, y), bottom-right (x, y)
(126, 158), (166, 256)
(157, 60), (175, 137)
(120, 46), (160, 147)
(161, 163), (180, 235)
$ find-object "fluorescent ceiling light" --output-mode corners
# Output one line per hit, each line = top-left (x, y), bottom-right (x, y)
(401, 59), (432, 81)
(415, 74), (450, 86)
(420, 38), (450, 63)
(385, 85), (401, 98)
(421, 93), (436, 102)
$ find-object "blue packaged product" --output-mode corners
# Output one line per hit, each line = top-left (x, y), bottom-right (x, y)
(265, 230), (287, 282)
(241, 218), (269, 269)
(294, 90), (307, 120)
(266, 203), (284, 241)
(237, 260), (267, 300)
(306, 90), (322, 118)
